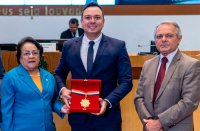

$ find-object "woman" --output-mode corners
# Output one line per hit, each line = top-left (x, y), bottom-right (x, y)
(1, 37), (68, 131)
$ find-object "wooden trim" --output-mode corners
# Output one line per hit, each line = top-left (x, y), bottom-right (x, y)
(102, 5), (200, 15)
(1, 5), (200, 16)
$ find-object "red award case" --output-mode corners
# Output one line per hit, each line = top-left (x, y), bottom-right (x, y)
(70, 79), (101, 113)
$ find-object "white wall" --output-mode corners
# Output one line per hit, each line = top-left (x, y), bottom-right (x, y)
(1, 15), (200, 54)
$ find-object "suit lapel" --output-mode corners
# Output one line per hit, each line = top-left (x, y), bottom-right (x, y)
(150, 56), (160, 101)
(18, 64), (42, 97)
(78, 28), (81, 36)
(147, 56), (160, 115)
(74, 34), (107, 78)
(74, 36), (88, 78)
(91, 34), (107, 76)
(39, 68), (49, 96)
(155, 50), (181, 101)
(68, 29), (73, 38)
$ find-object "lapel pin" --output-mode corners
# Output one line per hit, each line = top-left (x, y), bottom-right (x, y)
(46, 79), (48, 81)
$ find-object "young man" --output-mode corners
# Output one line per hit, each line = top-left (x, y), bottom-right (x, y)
(54, 2), (132, 131)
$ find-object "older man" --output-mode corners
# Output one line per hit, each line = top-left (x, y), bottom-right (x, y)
(134, 21), (200, 131)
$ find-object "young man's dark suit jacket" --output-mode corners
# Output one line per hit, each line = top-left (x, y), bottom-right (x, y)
(54, 34), (133, 126)
(60, 28), (84, 39)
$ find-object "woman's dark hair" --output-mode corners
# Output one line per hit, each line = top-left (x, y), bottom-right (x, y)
(16, 36), (43, 64)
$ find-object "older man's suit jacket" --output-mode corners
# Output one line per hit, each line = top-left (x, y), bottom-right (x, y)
(60, 28), (84, 39)
(54, 34), (133, 126)
(1, 64), (64, 131)
(134, 49), (200, 131)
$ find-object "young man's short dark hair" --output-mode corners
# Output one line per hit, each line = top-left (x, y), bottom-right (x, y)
(81, 2), (104, 19)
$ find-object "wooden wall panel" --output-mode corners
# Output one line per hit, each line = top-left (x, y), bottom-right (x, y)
(1, 51), (18, 72)
(121, 80), (143, 131)
(181, 51), (200, 56)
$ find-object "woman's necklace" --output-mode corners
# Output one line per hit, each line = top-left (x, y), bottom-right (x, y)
(30, 74), (40, 77)
(29, 71), (40, 77)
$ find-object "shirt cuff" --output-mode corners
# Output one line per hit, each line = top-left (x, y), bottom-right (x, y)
(104, 99), (112, 108)
(59, 87), (66, 98)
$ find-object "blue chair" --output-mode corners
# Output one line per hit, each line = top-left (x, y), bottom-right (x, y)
(85, 0), (98, 5)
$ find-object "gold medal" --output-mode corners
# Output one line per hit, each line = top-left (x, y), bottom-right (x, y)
(80, 93), (90, 110)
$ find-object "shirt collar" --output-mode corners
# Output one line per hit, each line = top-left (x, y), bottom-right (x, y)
(83, 33), (102, 46)
(159, 48), (178, 63)
(71, 29), (78, 36)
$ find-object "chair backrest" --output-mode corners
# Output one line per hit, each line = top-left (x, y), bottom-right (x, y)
(0, 43), (17, 51)
(0, 47), (5, 79)
(150, 40), (160, 55)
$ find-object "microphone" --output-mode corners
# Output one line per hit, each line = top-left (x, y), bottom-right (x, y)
(138, 45), (156, 47)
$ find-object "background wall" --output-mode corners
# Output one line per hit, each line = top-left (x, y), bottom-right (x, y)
(1, 15), (200, 54)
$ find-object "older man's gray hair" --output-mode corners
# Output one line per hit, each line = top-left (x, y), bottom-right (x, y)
(154, 21), (182, 39)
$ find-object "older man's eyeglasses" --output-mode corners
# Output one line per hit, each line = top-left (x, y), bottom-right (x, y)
(22, 51), (39, 57)
(156, 34), (175, 39)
